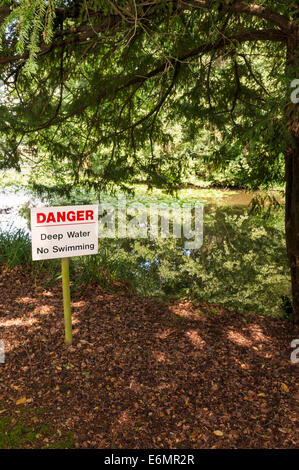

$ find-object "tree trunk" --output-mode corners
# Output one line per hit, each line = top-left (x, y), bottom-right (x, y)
(285, 32), (299, 325)
(285, 134), (299, 325)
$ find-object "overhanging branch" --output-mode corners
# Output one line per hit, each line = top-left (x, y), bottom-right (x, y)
(183, 1), (294, 33)
(227, 1), (294, 33)
(17, 28), (286, 134)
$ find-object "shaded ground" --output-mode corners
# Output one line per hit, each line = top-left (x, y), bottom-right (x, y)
(0, 266), (298, 449)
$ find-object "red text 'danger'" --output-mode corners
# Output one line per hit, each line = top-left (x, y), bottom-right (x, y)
(36, 210), (94, 225)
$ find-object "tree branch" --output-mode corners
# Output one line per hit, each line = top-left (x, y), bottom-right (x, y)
(179, 1), (295, 32)
(227, 1), (294, 33)
(16, 28), (286, 134)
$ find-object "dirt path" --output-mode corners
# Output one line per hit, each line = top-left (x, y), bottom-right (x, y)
(0, 267), (298, 448)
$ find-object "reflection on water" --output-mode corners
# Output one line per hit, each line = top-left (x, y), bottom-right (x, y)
(0, 189), (44, 234)
(0, 186), (289, 317)
(195, 189), (284, 206)
(0, 186), (285, 234)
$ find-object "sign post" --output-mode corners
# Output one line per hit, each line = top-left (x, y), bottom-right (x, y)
(31, 204), (98, 345)
(61, 257), (72, 345)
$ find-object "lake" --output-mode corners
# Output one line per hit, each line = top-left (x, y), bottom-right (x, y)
(0, 184), (289, 318)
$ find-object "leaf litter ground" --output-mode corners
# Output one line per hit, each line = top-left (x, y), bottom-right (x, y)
(0, 267), (298, 448)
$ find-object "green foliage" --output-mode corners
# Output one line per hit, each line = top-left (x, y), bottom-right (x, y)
(0, 411), (74, 449)
(72, 205), (291, 317)
(0, 228), (31, 268)
(72, 204), (290, 317)
(0, 416), (37, 448)
(0, 200), (289, 318)
(0, 0), (56, 74)
(46, 431), (75, 449)
(0, 1), (294, 193)
(0, 1), (295, 319)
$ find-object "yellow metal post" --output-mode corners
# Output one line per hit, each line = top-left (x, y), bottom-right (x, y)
(61, 257), (72, 345)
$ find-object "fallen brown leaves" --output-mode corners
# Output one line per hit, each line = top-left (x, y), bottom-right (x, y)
(0, 266), (298, 449)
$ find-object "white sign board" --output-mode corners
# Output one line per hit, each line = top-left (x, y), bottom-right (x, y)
(31, 205), (98, 260)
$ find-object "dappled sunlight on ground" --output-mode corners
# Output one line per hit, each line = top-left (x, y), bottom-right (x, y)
(168, 301), (207, 321)
(42, 291), (54, 297)
(0, 317), (38, 327)
(32, 305), (54, 316)
(152, 351), (167, 363)
(185, 330), (206, 350)
(14, 296), (36, 305)
(72, 300), (88, 308)
(227, 329), (253, 347)
(247, 324), (272, 343)
(155, 328), (175, 340)
(0, 267), (298, 449)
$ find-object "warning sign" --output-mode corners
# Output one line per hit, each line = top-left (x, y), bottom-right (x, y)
(31, 205), (98, 260)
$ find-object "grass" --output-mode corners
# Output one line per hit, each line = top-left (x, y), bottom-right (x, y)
(0, 416), (37, 448)
(0, 229), (31, 269)
(0, 409), (74, 449)
(46, 431), (75, 449)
